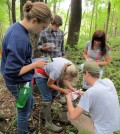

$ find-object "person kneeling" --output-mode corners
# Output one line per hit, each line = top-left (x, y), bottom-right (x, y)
(66, 62), (120, 134)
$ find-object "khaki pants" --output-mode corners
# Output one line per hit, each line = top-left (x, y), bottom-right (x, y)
(68, 113), (94, 134)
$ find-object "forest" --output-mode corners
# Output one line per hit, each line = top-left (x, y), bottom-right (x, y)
(0, 0), (120, 134)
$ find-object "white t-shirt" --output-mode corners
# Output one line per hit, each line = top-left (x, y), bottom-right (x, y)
(78, 78), (120, 134)
(35, 57), (72, 80)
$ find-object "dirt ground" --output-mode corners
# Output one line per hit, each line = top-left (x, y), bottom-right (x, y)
(0, 76), (78, 134)
(0, 77), (16, 133)
(0, 76), (99, 134)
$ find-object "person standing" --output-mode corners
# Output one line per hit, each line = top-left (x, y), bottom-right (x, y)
(37, 15), (65, 58)
(66, 62), (120, 134)
(1, 1), (52, 133)
(82, 30), (110, 89)
(37, 15), (66, 105)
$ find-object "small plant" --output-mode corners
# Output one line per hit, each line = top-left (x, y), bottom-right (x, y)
(78, 131), (90, 134)
(65, 125), (78, 134)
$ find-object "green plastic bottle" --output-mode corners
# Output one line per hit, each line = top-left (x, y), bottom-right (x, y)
(16, 82), (31, 108)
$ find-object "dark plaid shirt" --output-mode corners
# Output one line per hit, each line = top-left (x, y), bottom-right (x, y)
(37, 27), (65, 58)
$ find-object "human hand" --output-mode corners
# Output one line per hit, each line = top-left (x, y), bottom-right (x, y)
(86, 58), (92, 61)
(71, 88), (77, 92)
(71, 89), (84, 96)
(95, 60), (100, 64)
(42, 45), (52, 51)
(77, 90), (85, 96)
(64, 89), (72, 94)
(42, 43), (55, 51)
(68, 89), (84, 101)
(66, 92), (72, 100)
(34, 60), (47, 68)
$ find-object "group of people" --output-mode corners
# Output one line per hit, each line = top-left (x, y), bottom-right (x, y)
(1, 1), (120, 134)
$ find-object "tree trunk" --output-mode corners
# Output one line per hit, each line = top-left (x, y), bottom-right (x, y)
(67, 0), (82, 47)
(89, 0), (95, 38)
(110, 3), (115, 36)
(6, 0), (12, 25)
(113, 16), (117, 36)
(53, 3), (56, 15)
(94, 4), (98, 31)
(12, 0), (16, 23)
(29, 33), (40, 58)
(20, 0), (26, 20)
(105, 1), (111, 37)
(0, 22), (3, 42)
(64, 5), (70, 32)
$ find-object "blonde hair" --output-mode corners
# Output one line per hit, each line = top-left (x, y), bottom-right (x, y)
(23, 1), (52, 23)
(62, 63), (78, 79)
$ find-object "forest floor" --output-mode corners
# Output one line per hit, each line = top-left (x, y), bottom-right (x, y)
(0, 76), (80, 134)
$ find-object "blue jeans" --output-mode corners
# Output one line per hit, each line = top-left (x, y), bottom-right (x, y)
(35, 77), (58, 102)
(6, 82), (34, 134)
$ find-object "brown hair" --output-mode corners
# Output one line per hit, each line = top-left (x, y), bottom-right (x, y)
(91, 30), (109, 56)
(84, 71), (99, 78)
(23, 1), (52, 23)
(51, 15), (63, 26)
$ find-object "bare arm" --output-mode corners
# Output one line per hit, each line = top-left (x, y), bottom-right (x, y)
(38, 44), (52, 51)
(96, 54), (110, 66)
(63, 79), (76, 92)
(83, 48), (91, 61)
(83, 48), (111, 66)
(66, 93), (84, 120)
(19, 60), (47, 76)
(47, 77), (72, 94)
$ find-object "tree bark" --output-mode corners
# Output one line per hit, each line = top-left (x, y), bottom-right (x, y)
(105, 1), (111, 37)
(67, 0), (82, 47)
(0, 22), (3, 42)
(89, 0), (95, 38)
(64, 5), (70, 32)
(53, 4), (56, 15)
(20, 0), (26, 20)
(12, 0), (16, 23)
(94, 5), (98, 31)
(110, 3), (115, 36)
(6, 0), (12, 25)
(113, 16), (117, 36)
